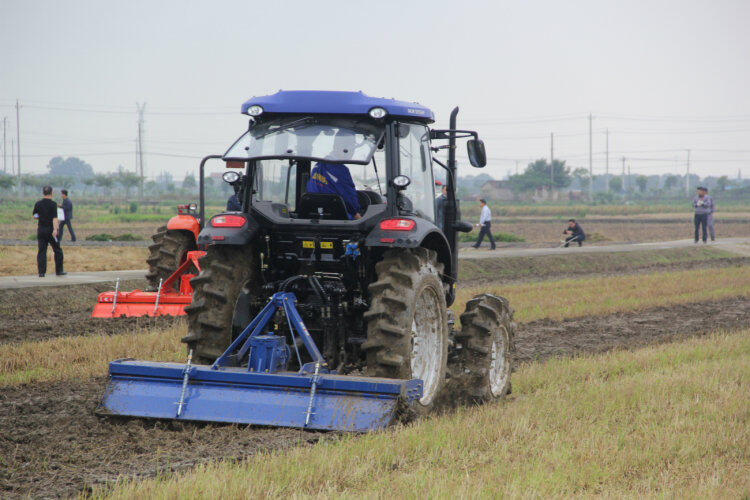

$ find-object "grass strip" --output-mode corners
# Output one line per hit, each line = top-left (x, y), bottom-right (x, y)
(0, 245), (147, 276)
(2, 266), (748, 387)
(458, 246), (741, 282)
(454, 264), (750, 323)
(97, 330), (750, 498)
(0, 323), (184, 386)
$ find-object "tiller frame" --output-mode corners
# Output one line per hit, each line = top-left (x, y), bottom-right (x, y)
(98, 292), (423, 432)
(91, 250), (205, 318)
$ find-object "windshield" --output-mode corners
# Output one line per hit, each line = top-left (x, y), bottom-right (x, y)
(224, 116), (384, 165)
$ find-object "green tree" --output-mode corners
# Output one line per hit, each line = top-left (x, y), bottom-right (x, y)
(636, 175), (648, 193)
(571, 167), (590, 189)
(507, 159), (571, 192)
(116, 168), (141, 199)
(716, 176), (729, 192)
(664, 175), (680, 191)
(47, 156), (95, 178)
(0, 173), (16, 190)
(608, 176), (623, 193)
(183, 173), (197, 190)
(94, 173), (113, 196)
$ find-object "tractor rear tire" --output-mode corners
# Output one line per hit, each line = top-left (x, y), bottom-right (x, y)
(182, 244), (258, 363)
(363, 248), (448, 415)
(145, 227), (196, 291)
(449, 294), (515, 405)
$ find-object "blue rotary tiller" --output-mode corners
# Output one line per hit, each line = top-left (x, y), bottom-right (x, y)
(99, 292), (423, 432)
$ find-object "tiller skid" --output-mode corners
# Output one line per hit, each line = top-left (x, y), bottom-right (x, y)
(98, 292), (423, 432)
(91, 250), (205, 318)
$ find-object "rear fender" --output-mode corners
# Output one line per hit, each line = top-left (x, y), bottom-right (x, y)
(365, 219), (452, 281)
(197, 212), (260, 246)
(166, 215), (200, 240)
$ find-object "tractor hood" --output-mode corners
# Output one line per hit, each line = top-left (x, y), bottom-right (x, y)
(240, 90), (434, 123)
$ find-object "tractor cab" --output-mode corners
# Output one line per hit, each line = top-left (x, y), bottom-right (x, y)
(203, 91), (486, 295)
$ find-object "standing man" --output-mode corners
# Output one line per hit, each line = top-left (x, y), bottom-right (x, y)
(705, 187), (716, 243)
(435, 184), (447, 232)
(473, 198), (496, 250)
(692, 186), (713, 244)
(33, 186), (65, 277)
(58, 189), (76, 242)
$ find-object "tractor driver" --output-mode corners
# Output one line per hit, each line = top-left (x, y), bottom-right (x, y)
(306, 162), (362, 219)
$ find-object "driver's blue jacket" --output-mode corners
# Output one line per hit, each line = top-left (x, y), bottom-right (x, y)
(306, 162), (360, 219)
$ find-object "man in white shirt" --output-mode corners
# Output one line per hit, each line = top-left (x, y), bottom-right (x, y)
(473, 198), (495, 250)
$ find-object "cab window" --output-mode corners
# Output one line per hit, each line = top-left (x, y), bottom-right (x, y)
(397, 123), (435, 222)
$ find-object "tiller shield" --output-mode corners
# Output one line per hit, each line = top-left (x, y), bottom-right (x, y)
(91, 250), (205, 318)
(98, 292), (423, 432)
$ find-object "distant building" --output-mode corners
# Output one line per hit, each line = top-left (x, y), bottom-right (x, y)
(480, 180), (514, 201)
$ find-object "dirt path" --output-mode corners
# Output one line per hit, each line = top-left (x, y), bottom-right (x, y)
(0, 280), (181, 345)
(1, 297), (748, 499)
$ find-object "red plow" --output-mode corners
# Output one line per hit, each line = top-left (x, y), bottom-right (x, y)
(92, 250), (205, 318)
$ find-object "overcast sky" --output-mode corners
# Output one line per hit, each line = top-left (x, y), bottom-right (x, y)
(1, 0), (749, 181)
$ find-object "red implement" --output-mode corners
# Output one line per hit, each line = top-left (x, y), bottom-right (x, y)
(92, 250), (205, 318)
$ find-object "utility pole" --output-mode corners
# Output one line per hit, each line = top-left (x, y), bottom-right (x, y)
(136, 103), (146, 199)
(628, 165), (632, 201)
(685, 149), (691, 195)
(15, 100), (21, 184)
(621, 156), (626, 201)
(588, 114), (593, 202)
(605, 128), (609, 175)
(550, 132), (554, 189)
(2, 117), (6, 174)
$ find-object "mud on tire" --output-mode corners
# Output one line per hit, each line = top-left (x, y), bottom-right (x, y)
(363, 248), (448, 415)
(145, 227), (196, 291)
(448, 294), (515, 405)
(182, 244), (257, 363)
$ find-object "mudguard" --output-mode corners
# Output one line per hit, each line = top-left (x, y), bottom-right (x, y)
(197, 212), (260, 246)
(166, 214), (200, 240)
(365, 218), (452, 278)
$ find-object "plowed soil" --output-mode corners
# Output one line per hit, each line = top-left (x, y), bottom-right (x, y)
(0, 280), (180, 345)
(2, 297), (748, 499)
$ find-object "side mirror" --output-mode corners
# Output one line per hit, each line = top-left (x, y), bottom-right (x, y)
(467, 139), (486, 168)
(453, 220), (474, 233)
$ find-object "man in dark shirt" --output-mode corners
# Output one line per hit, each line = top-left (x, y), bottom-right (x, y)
(562, 219), (585, 247)
(58, 189), (77, 242)
(32, 186), (65, 277)
(226, 193), (242, 211)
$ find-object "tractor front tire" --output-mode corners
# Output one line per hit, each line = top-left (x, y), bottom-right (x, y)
(449, 294), (515, 405)
(145, 227), (196, 290)
(183, 244), (257, 363)
(363, 248), (448, 415)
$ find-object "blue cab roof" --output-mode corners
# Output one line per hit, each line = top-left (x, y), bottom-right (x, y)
(240, 90), (434, 122)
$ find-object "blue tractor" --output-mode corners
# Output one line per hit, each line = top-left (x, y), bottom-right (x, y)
(100, 91), (515, 431)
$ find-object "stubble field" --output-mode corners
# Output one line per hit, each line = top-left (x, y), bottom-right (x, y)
(0, 246), (748, 498)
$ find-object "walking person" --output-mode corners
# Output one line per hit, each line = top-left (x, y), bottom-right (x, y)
(692, 186), (713, 244)
(33, 186), (66, 277)
(562, 219), (586, 247)
(705, 187), (716, 242)
(472, 198), (495, 250)
(58, 189), (77, 242)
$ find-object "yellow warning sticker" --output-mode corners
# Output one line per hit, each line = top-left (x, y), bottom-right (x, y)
(302, 240), (315, 249)
(320, 241), (334, 249)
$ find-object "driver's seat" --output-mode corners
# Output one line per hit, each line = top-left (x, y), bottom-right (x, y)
(297, 193), (349, 220)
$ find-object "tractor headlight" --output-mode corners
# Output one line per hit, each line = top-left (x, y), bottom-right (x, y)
(369, 107), (387, 119)
(222, 171), (240, 183)
(246, 105), (264, 117)
(188, 203), (197, 211)
(392, 175), (411, 189)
